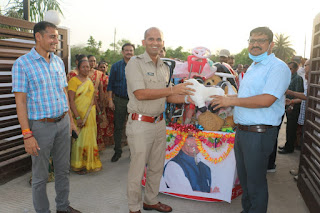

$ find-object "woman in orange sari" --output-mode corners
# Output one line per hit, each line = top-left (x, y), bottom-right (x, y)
(88, 55), (110, 150)
(68, 59), (102, 174)
(98, 61), (114, 146)
(67, 54), (88, 82)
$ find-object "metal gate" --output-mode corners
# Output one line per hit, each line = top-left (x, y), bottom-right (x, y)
(297, 13), (320, 213)
(0, 15), (69, 184)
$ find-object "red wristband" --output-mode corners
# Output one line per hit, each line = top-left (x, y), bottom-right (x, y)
(23, 135), (34, 140)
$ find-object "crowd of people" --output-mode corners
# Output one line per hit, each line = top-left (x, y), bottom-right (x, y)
(11, 20), (311, 213)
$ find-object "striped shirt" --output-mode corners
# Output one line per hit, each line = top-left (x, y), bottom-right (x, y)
(12, 47), (69, 120)
(107, 59), (128, 97)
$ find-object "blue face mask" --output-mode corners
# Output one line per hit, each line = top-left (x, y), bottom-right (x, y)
(248, 51), (268, 63)
(248, 43), (271, 63)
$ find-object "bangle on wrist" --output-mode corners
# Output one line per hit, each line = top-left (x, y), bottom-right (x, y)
(184, 95), (190, 104)
(76, 116), (81, 120)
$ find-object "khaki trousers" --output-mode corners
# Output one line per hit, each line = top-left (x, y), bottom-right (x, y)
(126, 114), (166, 212)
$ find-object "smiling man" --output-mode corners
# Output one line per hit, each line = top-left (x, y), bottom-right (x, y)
(210, 27), (291, 213)
(12, 21), (80, 213)
(125, 27), (194, 213)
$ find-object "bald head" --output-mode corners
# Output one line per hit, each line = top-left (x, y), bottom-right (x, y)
(144, 27), (163, 40)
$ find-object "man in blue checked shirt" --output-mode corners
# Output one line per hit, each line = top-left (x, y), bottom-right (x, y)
(107, 43), (135, 162)
(12, 21), (80, 213)
(210, 27), (291, 213)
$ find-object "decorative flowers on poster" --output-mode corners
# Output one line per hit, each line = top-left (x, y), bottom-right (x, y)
(166, 124), (235, 164)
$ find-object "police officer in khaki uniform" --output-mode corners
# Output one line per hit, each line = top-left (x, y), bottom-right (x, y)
(125, 27), (194, 213)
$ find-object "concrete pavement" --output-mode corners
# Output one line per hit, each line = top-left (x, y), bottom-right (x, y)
(0, 122), (310, 213)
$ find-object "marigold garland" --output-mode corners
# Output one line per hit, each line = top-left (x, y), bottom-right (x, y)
(165, 129), (235, 163)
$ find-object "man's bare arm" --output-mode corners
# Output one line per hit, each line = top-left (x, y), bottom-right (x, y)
(133, 82), (195, 101)
(64, 87), (77, 133)
(14, 92), (40, 156)
(211, 94), (277, 109)
(286, 89), (307, 100)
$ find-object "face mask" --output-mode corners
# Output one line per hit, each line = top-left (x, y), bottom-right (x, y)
(248, 43), (271, 63)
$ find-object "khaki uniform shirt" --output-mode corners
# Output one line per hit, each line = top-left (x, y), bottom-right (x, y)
(125, 51), (169, 117)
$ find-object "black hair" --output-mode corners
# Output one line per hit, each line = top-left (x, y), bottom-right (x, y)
(250, 27), (273, 43)
(75, 54), (87, 62)
(98, 61), (107, 67)
(122, 43), (135, 51)
(33, 21), (57, 41)
(162, 47), (166, 52)
(77, 59), (89, 69)
(87, 55), (95, 60)
(288, 61), (299, 69)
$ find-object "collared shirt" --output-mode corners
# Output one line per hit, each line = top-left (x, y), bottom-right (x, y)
(107, 59), (128, 97)
(12, 47), (68, 120)
(125, 51), (169, 117)
(286, 72), (304, 99)
(234, 53), (291, 126)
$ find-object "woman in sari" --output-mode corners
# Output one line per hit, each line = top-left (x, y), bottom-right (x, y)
(68, 59), (102, 174)
(88, 55), (111, 150)
(67, 54), (88, 82)
(98, 61), (114, 147)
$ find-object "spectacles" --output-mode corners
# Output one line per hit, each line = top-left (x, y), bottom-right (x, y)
(248, 38), (269, 45)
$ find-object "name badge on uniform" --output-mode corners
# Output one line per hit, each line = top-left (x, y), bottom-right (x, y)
(147, 72), (154, 76)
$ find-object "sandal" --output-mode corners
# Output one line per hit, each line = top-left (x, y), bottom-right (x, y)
(75, 170), (87, 175)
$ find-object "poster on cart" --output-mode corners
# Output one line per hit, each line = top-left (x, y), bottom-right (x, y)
(158, 127), (240, 203)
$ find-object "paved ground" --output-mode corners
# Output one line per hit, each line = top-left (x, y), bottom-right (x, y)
(0, 121), (310, 213)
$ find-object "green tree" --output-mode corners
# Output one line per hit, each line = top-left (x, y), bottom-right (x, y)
(4, 0), (63, 22)
(134, 44), (145, 55)
(234, 48), (252, 66)
(85, 35), (102, 56)
(273, 33), (296, 62)
(109, 39), (131, 53)
(166, 46), (190, 61)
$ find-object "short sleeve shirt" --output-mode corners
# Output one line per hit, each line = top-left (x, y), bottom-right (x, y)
(234, 53), (291, 126)
(125, 52), (169, 117)
(12, 47), (68, 120)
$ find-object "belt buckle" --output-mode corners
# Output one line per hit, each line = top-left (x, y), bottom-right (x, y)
(154, 115), (161, 123)
(137, 114), (142, 121)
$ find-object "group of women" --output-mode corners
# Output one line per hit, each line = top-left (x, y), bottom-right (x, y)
(67, 54), (114, 174)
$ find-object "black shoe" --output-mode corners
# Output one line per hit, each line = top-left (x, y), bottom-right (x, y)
(111, 153), (121, 162)
(278, 149), (294, 154)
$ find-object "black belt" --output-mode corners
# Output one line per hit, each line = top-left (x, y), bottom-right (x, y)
(114, 94), (129, 100)
(237, 124), (274, 133)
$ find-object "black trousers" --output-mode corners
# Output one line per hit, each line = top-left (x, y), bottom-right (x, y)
(235, 127), (278, 213)
(113, 95), (129, 154)
(284, 107), (300, 152)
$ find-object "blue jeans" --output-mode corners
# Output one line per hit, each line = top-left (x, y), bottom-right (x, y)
(235, 127), (278, 213)
(29, 114), (70, 213)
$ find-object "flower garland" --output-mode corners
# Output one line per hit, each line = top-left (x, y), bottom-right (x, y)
(165, 125), (235, 163)
(165, 130), (188, 159)
(194, 132), (234, 164)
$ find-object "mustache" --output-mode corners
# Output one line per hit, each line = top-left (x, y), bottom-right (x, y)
(251, 47), (262, 50)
